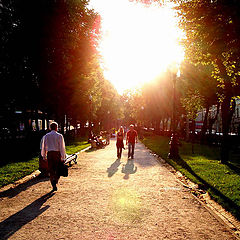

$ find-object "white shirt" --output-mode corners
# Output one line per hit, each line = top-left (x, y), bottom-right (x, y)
(41, 130), (66, 160)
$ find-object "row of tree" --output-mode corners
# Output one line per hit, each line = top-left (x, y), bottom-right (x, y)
(124, 0), (240, 163)
(175, 0), (240, 162)
(1, 0), (239, 163)
(0, 0), (121, 135)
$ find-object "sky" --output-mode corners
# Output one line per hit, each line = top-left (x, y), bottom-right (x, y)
(88, 0), (184, 94)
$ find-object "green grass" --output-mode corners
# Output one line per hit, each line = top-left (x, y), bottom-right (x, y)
(141, 134), (240, 219)
(65, 140), (90, 155)
(0, 157), (39, 188)
(0, 140), (90, 188)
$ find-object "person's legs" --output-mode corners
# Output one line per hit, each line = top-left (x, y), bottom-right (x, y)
(117, 147), (120, 158)
(47, 151), (61, 191)
(128, 143), (132, 158)
(131, 143), (135, 159)
(119, 147), (122, 158)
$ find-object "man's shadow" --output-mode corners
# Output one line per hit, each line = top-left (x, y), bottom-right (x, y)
(0, 191), (54, 239)
(107, 159), (121, 177)
(122, 160), (137, 180)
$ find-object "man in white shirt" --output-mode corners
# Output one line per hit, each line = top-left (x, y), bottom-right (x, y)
(41, 122), (66, 191)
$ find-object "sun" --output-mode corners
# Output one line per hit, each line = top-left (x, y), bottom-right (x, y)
(89, 0), (184, 94)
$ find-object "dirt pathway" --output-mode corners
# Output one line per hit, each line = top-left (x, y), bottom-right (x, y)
(0, 140), (237, 239)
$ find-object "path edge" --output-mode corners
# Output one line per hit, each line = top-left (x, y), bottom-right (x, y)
(143, 143), (240, 239)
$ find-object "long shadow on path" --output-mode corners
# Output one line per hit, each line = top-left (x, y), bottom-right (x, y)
(122, 160), (137, 180)
(0, 191), (54, 239)
(107, 159), (121, 177)
(0, 175), (49, 199)
(133, 147), (158, 168)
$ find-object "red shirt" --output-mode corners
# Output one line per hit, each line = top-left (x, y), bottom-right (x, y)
(127, 130), (137, 144)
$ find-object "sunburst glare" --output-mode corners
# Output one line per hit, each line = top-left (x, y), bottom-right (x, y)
(89, 0), (184, 94)
(109, 188), (142, 223)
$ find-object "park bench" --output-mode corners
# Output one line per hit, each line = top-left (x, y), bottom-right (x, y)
(90, 140), (97, 148)
(64, 153), (77, 166)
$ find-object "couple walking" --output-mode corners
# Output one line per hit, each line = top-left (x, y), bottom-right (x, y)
(116, 124), (138, 159)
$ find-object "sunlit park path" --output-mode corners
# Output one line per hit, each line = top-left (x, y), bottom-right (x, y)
(0, 140), (237, 240)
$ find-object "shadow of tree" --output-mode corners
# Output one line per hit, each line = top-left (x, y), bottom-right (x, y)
(0, 191), (54, 239)
(226, 162), (240, 176)
(85, 147), (102, 153)
(175, 157), (240, 218)
(0, 175), (49, 199)
(122, 160), (137, 180)
(107, 159), (121, 177)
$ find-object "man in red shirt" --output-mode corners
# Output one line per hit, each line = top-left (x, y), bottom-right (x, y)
(126, 124), (138, 159)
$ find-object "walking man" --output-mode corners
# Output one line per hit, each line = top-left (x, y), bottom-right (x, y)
(126, 124), (138, 159)
(41, 122), (66, 191)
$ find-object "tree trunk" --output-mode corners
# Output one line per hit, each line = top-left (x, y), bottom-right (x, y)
(46, 118), (50, 131)
(23, 108), (30, 132)
(215, 58), (234, 164)
(35, 109), (39, 131)
(155, 119), (160, 134)
(170, 117), (173, 132)
(186, 116), (189, 141)
(221, 97), (231, 163)
(200, 105), (209, 144)
(162, 119), (165, 133)
(59, 115), (65, 134)
(191, 119), (196, 154)
(42, 111), (46, 132)
(208, 103), (220, 135)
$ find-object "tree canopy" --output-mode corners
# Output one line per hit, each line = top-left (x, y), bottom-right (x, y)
(0, 0), (122, 133)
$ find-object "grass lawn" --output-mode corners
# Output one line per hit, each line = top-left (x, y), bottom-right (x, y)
(0, 139), (90, 188)
(141, 134), (240, 219)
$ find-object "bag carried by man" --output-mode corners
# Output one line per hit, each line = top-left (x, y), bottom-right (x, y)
(58, 162), (68, 177)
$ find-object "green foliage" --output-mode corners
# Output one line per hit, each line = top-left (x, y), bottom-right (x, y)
(40, 0), (100, 118)
(181, 89), (204, 120)
(180, 61), (218, 106)
(121, 89), (145, 125)
(174, 0), (240, 95)
(0, 0), (113, 130)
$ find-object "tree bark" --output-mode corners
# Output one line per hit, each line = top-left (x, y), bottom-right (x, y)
(220, 96), (231, 163)
(191, 119), (196, 154)
(200, 105), (209, 144)
(215, 57), (234, 164)
(35, 108), (39, 131)
(186, 116), (189, 141)
(208, 103), (220, 135)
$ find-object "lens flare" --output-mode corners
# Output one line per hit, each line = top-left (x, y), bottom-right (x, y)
(109, 188), (142, 223)
(89, 0), (184, 94)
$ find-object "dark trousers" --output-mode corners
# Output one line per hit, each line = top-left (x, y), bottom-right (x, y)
(128, 143), (135, 158)
(117, 147), (122, 158)
(47, 151), (61, 185)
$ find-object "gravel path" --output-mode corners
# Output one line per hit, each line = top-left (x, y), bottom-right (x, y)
(0, 140), (237, 239)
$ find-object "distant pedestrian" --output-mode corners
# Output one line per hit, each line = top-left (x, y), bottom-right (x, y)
(41, 122), (66, 191)
(126, 124), (138, 159)
(116, 126), (125, 159)
(106, 130), (110, 145)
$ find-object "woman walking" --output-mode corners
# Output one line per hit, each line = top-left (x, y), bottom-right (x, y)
(116, 126), (125, 159)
